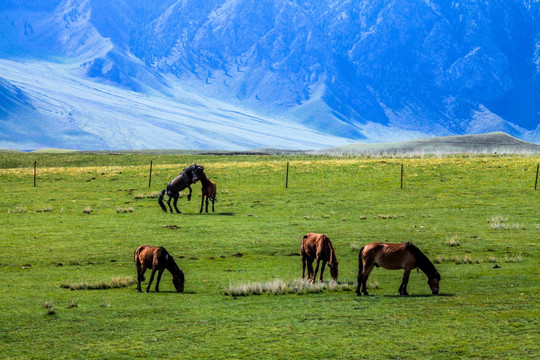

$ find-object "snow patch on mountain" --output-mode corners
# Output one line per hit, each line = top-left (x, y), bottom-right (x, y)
(0, 59), (351, 150)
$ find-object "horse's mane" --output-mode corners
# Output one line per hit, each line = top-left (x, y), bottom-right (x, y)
(165, 253), (183, 276)
(405, 242), (438, 278)
(325, 236), (338, 267)
(182, 164), (197, 175)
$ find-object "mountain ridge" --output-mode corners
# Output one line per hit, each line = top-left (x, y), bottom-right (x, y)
(0, 0), (539, 150)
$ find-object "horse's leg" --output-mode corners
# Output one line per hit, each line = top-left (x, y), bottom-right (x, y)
(172, 193), (181, 213)
(200, 194), (205, 213)
(136, 267), (146, 293)
(356, 270), (362, 295)
(145, 268), (157, 293)
(319, 261), (327, 282)
(307, 258), (315, 282)
(187, 185), (192, 201)
(302, 255), (306, 280)
(399, 269), (412, 296)
(166, 194), (174, 213)
(361, 262), (375, 295)
(313, 258), (321, 282)
(211, 197), (215, 212)
(356, 252), (363, 295)
(205, 196), (209, 213)
(155, 269), (164, 292)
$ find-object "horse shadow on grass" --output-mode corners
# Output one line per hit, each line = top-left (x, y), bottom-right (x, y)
(382, 293), (455, 298)
(143, 290), (197, 294)
(180, 212), (235, 216)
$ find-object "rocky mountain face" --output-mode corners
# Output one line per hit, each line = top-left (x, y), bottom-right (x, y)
(0, 0), (538, 149)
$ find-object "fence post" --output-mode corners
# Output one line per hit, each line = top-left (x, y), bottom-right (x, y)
(34, 161), (37, 187)
(148, 160), (153, 187)
(400, 164), (403, 189)
(535, 164), (539, 190)
(286, 162), (289, 188)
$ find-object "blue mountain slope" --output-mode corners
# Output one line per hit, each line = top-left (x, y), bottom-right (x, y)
(0, 0), (538, 149)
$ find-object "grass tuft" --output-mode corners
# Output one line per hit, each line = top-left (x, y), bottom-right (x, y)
(223, 279), (355, 297)
(445, 236), (461, 247)
(134, 191), (160, 199)
(116, 207), (133, 213)
(488, 215), (525, 230)
(375, 214), (398, 219)
(60, 276), (134, 291)
(43, 300), (55, 315)
(350, 242), (363, 252)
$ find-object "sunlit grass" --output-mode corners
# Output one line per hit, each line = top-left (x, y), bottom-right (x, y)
(0, 153), (538, 359)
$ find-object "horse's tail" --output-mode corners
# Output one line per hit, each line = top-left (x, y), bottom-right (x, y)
(325, 235), (337, 267)
(357, 246), (365, 270)
(356, 246), (365, 293)
(134, 247), (145, 282)
(300, 234), (309, 256)
(158, 189), (167, 212)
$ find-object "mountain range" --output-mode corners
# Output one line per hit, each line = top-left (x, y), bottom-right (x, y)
(0, 0), (539, 150)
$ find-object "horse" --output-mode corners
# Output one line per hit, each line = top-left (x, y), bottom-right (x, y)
(198, 170), (217, 213)
(301, 233), (338, 282)
(134, 245), (185, 293)
(355, 242), (440, 296)
(158, 164), (205, 213)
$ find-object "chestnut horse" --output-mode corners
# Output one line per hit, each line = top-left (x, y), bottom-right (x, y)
(134, 245), (185, 293)
(158, 164), (205, 213)
(356, 242), (440, 296)
(198, 170), (217, 213)
(301, 233), (338, 282)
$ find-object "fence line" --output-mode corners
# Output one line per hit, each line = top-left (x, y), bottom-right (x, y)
(535, 164), (539, 190)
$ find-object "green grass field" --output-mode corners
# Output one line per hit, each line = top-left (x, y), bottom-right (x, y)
(0, 152), (538, 359)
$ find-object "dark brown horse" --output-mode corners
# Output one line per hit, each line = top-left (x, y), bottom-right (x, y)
(199, 170), (217, 213)
(158, 164), (205, 213)
(301, 233), (338, 282)
(134, 245), (185, 293)
(356, 242), (440, 296)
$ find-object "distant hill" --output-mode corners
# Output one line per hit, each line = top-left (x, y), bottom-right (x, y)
(315, 132), (540, 155)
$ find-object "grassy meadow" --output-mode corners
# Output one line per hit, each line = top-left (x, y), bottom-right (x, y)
(0, 152), (538, 359)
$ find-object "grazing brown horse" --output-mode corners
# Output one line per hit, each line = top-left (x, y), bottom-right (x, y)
(158, 164), (205, 213)
(356, 242), (440, 296)
(198, 170), (217, 213)
(134, 245), (185, 293)
(301, 233), (338, 282)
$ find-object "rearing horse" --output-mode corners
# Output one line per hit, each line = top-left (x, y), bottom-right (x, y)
(356, 242), (440, 296)
(158, 164), (205, 213)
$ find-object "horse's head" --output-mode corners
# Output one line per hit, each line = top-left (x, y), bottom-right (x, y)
(167, 256), (185, 292)
(329, 262), (339, 282)
(427, 271), (440, 295)
(190, 164), (205, 183)
(172, 269), (185, 293)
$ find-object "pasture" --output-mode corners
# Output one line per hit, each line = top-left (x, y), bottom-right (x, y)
(0, 152), (538, 359)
